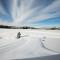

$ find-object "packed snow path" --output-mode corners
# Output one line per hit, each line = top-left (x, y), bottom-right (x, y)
(0, 29), (60, 60)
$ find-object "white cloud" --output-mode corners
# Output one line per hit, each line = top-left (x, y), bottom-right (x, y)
(0, 0), (60, 27)
(11, 0), (41, 26)
(24, 0), (60, 24)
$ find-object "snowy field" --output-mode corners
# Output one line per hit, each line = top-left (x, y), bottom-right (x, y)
(0, 29), (60, 60)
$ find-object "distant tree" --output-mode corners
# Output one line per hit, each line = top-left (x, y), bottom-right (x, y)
(50, 27), (57, 30)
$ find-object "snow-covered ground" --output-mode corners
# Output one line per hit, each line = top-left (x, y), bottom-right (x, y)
(0, 29), (60, 60)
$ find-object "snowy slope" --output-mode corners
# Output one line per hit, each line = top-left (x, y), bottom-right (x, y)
(0, 29), (60, 60)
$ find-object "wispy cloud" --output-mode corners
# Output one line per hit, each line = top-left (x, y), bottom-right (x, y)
(25, 0), (60, 24)
(0, 0), (60, 27)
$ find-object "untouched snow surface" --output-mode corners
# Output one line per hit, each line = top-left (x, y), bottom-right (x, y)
(0, 29), (60, 60)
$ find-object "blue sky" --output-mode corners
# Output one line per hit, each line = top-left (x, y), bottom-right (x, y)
(0, 0), (60, 27)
